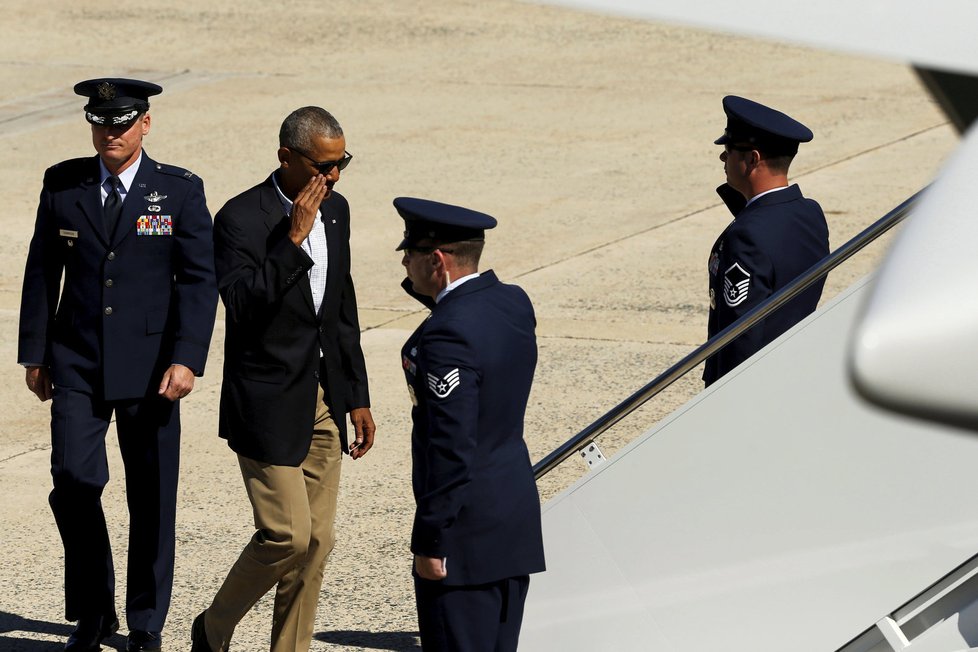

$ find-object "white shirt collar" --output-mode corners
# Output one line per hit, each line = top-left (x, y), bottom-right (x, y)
(99, 151), (142, 194)
(744, 184), (790, 208)
(436, 272), (480, 304)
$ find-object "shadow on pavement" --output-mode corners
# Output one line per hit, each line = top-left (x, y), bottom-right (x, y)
(0, 611), (128, 651)
(315, 629), (421, 650)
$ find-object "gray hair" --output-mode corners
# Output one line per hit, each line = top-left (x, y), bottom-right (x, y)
(279, 106), (343, 150)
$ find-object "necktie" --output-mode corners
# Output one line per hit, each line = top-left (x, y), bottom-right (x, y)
(103, 175), (122, 238)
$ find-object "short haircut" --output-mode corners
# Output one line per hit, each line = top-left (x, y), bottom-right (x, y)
(279, 106), (343, 151)
(762, 151), (796, 174)
(440, 239), (485, 268)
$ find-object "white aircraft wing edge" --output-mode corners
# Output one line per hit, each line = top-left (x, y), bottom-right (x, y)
(529, 0), (978, 75)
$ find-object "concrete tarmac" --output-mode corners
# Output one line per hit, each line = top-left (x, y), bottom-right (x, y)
(0, 1), (956, 650)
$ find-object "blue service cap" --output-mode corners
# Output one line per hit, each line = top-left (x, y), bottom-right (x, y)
(74, 78), (162, 127)
(394, 197), (497, 251)
(714, 95), (813, 153)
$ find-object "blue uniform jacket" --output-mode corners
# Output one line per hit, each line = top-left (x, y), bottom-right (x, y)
(704, 183), (829, 385)
(18, 153), (217, 400)
(402, 271), (546, 586)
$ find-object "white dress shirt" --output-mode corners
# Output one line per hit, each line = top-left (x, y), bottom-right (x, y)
(272, 173), (329, 316)
(436, 272), (480, 304)
(99, 152), (142, 204)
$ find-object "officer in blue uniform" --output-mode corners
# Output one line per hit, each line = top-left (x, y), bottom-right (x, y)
(705, 95), (830, 386)
(396, 197), (546, 652)
(18, 78), (218, 651)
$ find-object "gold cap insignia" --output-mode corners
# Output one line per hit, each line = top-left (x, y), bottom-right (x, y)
(97, 82), (116, 100)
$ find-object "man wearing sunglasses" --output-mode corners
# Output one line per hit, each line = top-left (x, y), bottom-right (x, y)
(396, 197), (546, 651)
(193, 107), (375, 652)
(705, 95), (830, 386)
(18, 78), (218, 651)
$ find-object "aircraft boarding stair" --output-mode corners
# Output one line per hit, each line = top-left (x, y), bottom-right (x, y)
(521, 277), (978, 651)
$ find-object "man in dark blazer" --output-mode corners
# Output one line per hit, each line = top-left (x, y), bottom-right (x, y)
(17, 78), (218, 651)
(395, 197), (546, 652)
(192, 106), (375, 652)
(705, 95), (830, 386)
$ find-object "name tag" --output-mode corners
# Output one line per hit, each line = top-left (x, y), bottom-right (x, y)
(136, 215), (173, 236)
(59, 229), (79, 238)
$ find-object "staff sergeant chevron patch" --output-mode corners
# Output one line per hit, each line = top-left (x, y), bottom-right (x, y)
(427, 368), (460, 398)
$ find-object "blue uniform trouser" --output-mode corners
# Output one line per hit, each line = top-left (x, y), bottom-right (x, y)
(415, 575), (530, 652)
(48, 385), (180, 632)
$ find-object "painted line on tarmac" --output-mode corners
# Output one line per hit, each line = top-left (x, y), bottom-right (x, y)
(513, 121), (951, 282)
(0, 70), (242, 138)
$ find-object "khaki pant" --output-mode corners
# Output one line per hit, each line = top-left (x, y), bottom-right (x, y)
(205, 386), (342, 652)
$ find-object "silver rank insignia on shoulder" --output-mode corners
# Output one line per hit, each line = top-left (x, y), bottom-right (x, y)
(144, 191), (167, 202)
(427, 368), (460, 398)
(723, 262), (751, 307)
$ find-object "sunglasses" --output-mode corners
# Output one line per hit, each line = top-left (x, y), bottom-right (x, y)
(402, 245), (455, 255)
(724, 143), (755, 153)
(292, 148), (353, 174)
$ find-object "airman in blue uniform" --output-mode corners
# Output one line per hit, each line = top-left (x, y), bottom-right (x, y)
(396, 197), (545, 651)
(17, 78), (218, 651)
(705, 95), (830, 386)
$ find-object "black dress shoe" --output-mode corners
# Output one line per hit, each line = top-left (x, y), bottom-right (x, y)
(126, 629), (162, 651)
(190, 611), (215, 652)
(65, 613), (119, 651)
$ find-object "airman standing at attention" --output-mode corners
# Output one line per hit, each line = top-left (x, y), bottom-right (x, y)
(395, 197), (546, 652)
(705, 95), (830, 386)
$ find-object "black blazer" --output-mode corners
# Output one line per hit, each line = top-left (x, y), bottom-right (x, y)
(214, 174), (370, 465)
(401, 271), (546, 586)
(18, 153), (217, 400)
(704, 184), (830, 385)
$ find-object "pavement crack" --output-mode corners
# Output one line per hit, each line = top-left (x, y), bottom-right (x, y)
(1, 445), (51, 464)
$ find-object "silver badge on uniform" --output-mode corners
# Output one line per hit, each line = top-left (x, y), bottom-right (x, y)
(59, 229), (78, 247)
(144, 191), (167, 202)
(427, 369), (460, 398)
(723, 262), (751, 307)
